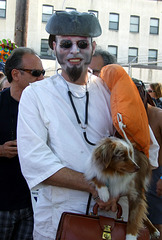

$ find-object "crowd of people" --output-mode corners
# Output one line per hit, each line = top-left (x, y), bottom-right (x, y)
(0, 10), (162, 240)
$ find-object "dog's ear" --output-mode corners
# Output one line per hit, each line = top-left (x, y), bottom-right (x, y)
(114, 147), (125, 158)
(93, 139), (116, 168)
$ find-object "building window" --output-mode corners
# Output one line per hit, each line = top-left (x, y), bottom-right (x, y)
(148, 49), (158, 64)
(66, 7), (76, 12)
(150, 18), (159, 34)
(128, 47), (138, 63)
(0, 0), (6, 18)
(130, 16), (140, 33)
(109, 13), (119, 30)
(88, 10), (98, 18)
(108, 45), (118, 60)
(42, 5), (53, 22)
(41, 39), (53, 57)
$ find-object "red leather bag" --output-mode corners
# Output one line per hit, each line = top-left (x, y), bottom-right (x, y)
(56, 204), (150, 240)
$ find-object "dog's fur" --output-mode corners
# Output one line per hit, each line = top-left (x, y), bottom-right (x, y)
(84, 136), (160, 240)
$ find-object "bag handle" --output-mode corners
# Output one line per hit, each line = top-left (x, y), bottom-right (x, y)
(86, 194), (123, 219)
(93, 203), (123, 219)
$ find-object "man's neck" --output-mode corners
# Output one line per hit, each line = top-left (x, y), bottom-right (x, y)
(10, 85), (22, 102)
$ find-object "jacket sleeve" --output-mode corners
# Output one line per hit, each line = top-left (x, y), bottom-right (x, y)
(17, 86), (64, 190)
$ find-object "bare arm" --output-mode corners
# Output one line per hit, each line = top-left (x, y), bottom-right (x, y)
(148, 105), (162, 195)
(44, 167), (91, 192)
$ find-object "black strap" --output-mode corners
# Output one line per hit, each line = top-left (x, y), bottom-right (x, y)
(68, 90), (89, 126)
(68, 91), (81, 124)
(83, 132), (96, 146)
(85, 91), (89, 125)
(86, 193), (92, 215)
(68, 89), (96, 146)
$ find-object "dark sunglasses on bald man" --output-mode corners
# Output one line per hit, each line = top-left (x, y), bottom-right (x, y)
(18, 69), (45, 77)
(59, 40), (89, 49)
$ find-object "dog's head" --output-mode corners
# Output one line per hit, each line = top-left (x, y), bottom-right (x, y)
(93, 137), (140, 175)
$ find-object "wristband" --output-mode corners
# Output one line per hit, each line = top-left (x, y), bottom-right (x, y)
(93, 196), (100, 201)
(160, 176), (162, 180)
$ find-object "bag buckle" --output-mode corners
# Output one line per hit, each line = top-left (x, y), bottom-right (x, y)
(102, 225), (111, 239)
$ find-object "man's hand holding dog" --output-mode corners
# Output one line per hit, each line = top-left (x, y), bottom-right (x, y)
(91, 187), (118, 212)
(96, 196), (118, 212)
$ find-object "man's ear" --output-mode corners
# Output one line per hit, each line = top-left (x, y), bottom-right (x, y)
(11, 69), (20, 81)
(92, 41), (96, 55)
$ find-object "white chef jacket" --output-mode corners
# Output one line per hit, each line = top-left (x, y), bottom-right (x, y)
(17, 73), (115, 239)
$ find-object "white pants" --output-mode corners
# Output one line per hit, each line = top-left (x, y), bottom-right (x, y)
(33, 230), (53, 240)
(33, 196), (129, 240)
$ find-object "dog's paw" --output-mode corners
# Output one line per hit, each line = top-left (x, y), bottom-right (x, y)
(97, 186), (110, 202)
(151, 229), (160, 239)
(126, 234), (137, 240)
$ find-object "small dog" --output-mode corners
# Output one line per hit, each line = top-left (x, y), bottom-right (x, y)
(84, 136), (160, 240)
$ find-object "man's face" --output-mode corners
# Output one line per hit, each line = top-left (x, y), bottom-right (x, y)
(89, 55), (104, 77)
(17, 53), (44, 90)
(53, 36), (96, 82)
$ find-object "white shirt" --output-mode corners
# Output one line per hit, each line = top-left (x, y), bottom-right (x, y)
(17, 73), (114, 238)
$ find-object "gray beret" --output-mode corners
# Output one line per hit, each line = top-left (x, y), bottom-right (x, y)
(46, 11), (102, 49)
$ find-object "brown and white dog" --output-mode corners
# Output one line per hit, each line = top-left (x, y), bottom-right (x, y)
(84, 136), (160, 240)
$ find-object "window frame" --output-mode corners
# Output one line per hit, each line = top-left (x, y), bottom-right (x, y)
(88, 10), (98, 18)
(150, 18), (159, 35)
(128, 47), (138, 63)
(0, 0), (6, 18)
(148, 49), (158, 65)
(65, 7), (76, 12)
(42, 4), (53, 23)
(130, 15), (140, 33)
(108, 45), (118, 60)
(40, 39), (55, 59)
(109, 13), (119, 31)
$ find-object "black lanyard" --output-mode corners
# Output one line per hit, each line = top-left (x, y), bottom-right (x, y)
(58, 71), (96, 146)
(68, 90), (89, 129)
(68, 89), (96, 146)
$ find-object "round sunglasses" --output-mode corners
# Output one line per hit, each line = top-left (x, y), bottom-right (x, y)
(147, 89), (155, 93)
(59, 40), (89, 49)
(18, 69), (45, 77)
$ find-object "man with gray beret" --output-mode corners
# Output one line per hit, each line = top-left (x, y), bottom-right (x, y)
(17, 11), (116, 239)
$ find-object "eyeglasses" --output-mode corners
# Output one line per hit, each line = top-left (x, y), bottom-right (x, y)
(59, 40), (89, 49)
(18, 69), (45, 77)
(147, 89), (155, 93)
(92, 69), (100, 76)
(88, 68), (100, 76)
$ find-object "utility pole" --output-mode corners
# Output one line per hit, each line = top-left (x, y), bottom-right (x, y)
(14, 0), (29, 47)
